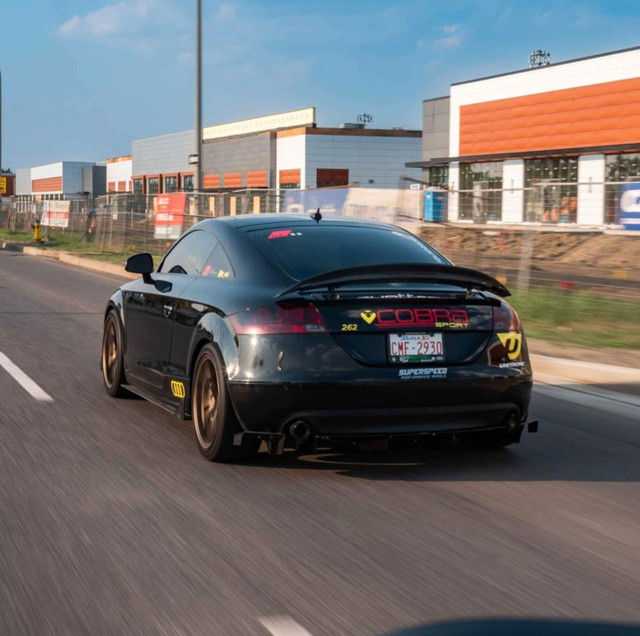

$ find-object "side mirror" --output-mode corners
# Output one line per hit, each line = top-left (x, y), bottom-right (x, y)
(125, 253), (172, 293)
(125, 253), (154, 276)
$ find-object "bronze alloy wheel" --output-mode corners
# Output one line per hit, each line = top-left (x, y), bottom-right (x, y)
(191, 344), (258, 462)
(193, 354), (220, 450)
(102, 311), (126, 397)
(102, 318), (119, 389)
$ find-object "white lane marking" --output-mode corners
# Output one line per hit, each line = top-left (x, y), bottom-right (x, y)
(0, 351), (53, 402)
(259, 616), (313, 636)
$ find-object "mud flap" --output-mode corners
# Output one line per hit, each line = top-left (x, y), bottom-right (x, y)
(233, 431), (285, 455)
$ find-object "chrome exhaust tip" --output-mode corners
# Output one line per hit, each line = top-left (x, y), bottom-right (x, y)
(289, 420), (312, 444)
(504, 411), (520, 433)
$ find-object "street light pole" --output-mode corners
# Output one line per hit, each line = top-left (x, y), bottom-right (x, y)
(194, 0), (202, 194)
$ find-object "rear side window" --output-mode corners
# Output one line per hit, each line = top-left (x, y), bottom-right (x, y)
(246, 225), (448, 281)
(201, 245), (234, 280)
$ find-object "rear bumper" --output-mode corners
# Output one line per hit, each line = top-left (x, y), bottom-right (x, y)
(228, 375), (532, 437)
(276, 402), (520, 436)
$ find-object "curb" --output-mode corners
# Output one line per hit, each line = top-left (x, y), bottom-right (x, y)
(1, 240), (137, 280)
(530, 354), (640, 386)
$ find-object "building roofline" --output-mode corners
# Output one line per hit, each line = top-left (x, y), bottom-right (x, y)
(106, 155), (132, 163)
(422, 95), (449, 103)
(451, 45), (640, 87)
(276, 126), (421, 139)
(406, 142), (640, 167)
(205, 106), (316, 129)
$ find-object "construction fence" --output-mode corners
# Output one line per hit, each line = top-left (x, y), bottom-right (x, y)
(1, 187), (638, 302)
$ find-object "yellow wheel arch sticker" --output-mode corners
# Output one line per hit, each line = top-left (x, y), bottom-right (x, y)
(497, 332), (522, 360)
(171, 380), (186, 399)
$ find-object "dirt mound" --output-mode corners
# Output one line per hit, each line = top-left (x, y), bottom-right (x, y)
(418, 226), (640, 273)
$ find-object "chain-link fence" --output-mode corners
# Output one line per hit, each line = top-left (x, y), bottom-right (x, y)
(1, 186), (638, 303)
(418, 223), (640, 302)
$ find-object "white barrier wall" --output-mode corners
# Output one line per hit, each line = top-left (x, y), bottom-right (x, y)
(31, 162), (64, 181)
(577, 154), (606, 225)
(106, 158), (132, 192)
(276, 135), (306, 189)
(447, 162), (459, 221)
(502, 160), (524, 223)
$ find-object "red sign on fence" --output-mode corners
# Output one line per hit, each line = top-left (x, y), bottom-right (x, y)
(154, 193), (187, 239)
(41, 201), (70, 228)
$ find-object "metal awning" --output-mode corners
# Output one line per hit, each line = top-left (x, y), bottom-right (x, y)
(406, 142), (640, 169)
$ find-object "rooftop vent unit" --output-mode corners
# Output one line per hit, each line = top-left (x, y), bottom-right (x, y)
(340, 122), (365, 129)
(529, 50), (551, 68)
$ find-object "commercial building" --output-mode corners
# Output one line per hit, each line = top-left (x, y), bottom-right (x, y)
(131, 107), (422, 195)
(106, 155), (132, 193)
(409, 46), (640, 227)
(14, 161), (106, 200)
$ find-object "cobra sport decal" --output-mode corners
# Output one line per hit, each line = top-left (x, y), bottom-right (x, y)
(360, 308), (469, 329)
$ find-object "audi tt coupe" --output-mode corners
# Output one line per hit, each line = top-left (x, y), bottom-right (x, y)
(101, 214), (536, 461)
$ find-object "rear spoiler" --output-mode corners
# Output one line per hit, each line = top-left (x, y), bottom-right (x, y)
(278, 263), (510, 298)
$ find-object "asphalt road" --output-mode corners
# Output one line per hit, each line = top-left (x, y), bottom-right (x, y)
(1, 249), (639, 636)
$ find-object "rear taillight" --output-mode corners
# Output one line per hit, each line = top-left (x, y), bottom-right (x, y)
(493, 302), (521, 331)
(230, 302), (328, 335)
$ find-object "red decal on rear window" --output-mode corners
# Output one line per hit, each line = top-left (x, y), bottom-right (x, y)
(268, 229), (292, 239)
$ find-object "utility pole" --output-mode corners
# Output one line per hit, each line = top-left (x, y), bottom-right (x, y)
(194, 0), (202, 193)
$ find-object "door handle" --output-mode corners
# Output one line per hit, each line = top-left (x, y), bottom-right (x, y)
(163, 302), (174, 318)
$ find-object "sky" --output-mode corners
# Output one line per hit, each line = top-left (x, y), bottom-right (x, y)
(1, 0), (639, 169)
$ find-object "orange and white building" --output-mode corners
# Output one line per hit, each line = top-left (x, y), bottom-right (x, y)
(131, 108), (422, 195)
(15, 161), (103, 200)
(410, 46), (640, 226)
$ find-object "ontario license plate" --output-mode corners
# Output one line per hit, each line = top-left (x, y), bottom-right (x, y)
(388, 333), (444, 363)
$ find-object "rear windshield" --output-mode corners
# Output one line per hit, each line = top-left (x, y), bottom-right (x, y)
(247, 225), (449, 281)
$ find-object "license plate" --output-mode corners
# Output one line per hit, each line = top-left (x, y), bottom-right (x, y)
(388, 333), (444, 363)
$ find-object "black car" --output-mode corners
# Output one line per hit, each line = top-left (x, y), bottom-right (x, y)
(101, 214), (535, 461)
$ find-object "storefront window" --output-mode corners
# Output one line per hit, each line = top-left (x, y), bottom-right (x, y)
(459, 162), (502, 222)
(147, 178), (160, 195)
(133, 179), (144, 194)
(164, 176), (178, 193)
(604, 153), (640, 224)
(523, 157), (578, 223)
(182, 175), (194, 192)
(427, 166), (448, 188)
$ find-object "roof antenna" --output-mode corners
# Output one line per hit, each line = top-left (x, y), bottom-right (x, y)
(311, 208), (322, 224)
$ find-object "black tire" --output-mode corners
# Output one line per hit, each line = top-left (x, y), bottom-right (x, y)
(191, 343), (258, 462)
(101, 310), (127, 398)
(456, 429), (515, 450)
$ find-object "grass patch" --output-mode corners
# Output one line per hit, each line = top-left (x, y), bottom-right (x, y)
(0, 229), (34, 243)
(509, 288), (640, 349)
(0, 229), (165, 264)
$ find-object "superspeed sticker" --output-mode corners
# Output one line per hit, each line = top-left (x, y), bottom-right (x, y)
(398, 368), (447, 380)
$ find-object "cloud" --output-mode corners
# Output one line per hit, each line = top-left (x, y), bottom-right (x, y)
(58, 0), (158, 38)
(434, 24), (463, 49)
(419, 24), (464, 51)
(531, 10), (551, 26)
(214, 3), (237, 21)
